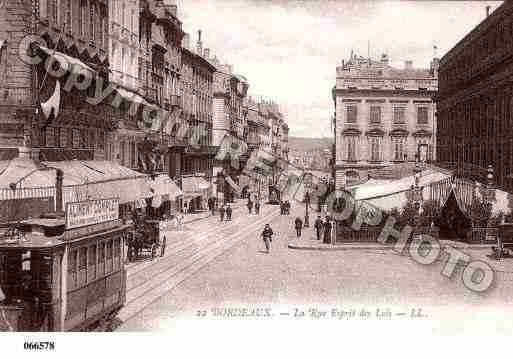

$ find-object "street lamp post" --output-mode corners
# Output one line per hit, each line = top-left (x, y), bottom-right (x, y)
(483, 165), (495, 234)
(412, 153), (423, 229)
(304, 191), (310, 228)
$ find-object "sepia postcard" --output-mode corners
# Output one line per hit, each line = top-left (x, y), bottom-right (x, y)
(0, 0), (512, 357)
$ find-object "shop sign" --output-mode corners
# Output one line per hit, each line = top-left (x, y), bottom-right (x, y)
(65, 198), (119, 229)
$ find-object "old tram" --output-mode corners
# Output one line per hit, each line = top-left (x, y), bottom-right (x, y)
(0, 198), (130, 331)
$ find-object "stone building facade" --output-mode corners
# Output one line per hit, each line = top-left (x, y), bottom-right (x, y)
(0, 0), (112, 162)
(180, 30), (216, 193)
(333, 52), (438, 187)
(436, 1), (513, 192)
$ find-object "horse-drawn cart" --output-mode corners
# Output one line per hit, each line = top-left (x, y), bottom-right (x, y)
(127, 218), (167, 262)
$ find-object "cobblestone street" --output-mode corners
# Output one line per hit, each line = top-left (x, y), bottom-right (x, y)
(119, 201), (513, 334)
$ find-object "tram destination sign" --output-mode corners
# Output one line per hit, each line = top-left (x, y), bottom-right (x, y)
(65, 198), (119, 230)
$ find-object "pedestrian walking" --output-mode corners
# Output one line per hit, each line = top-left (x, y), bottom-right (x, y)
(226, 204), (232, 221)
(323, 216), (332, 244)
(261, 224), (274, 253)
(247, 200), (253, 214)
(280, 201), (284, 215)
(183, 201), (188, 214)
(294, 217), (303, 237)
(220, 205), (225, 222)
(314, 216), (323, 241)
(255, 201), (261, 215)
(286, 201), (291, 215)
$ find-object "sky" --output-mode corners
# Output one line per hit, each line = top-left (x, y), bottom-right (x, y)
(176, 0), (504, 138)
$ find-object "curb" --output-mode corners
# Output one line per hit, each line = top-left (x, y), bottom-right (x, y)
(288, 241), (493, 251)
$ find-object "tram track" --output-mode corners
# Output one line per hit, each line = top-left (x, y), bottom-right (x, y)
(118, 207), (280, 324)
(124, 206), (248, 276)
(125, 207), (278, 300)
(125, 207), (258, 279)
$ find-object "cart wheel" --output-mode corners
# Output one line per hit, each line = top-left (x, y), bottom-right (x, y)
(161, 237), (166, 257)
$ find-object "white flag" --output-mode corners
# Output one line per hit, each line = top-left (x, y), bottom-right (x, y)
(41, 80), (61, 120)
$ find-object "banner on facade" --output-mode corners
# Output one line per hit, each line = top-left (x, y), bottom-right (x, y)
(65, 198), (119, 230)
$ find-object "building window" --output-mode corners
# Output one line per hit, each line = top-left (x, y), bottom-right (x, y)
(346, 136), (357, 162)
(59, 127), (68, 148)
(369, 106), (381, 124)
(80, 0), (87, 37)
(120, 141), (126, 165)
(89, 2), (95, 41)
(417, 106), (429, 124)
(346, 105), (357, 123)
(65, 0), (72, 32)
(393, 106), (406, 124)
(392, 137), (406, 161)
(369, 137), (381, 161)
(72, 129), (80, 149)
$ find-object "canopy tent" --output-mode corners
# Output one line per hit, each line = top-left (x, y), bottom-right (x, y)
(0, 159), (152, 207)
(182, 176), (211, 198)
(148, 174), (183, 200)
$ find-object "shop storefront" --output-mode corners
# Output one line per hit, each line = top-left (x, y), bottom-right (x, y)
(181, 175), (211, 213)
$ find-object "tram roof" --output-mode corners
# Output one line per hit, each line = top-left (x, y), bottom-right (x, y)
(0, 221), (132, 251)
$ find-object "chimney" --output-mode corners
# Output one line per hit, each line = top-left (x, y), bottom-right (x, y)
(169, 5), (177, 16)
(486, 5), (491, 17)
(404, 60), (413, 70)
(196, 30), (203, 56)
(381, 53), (389, 65)
(204, 48), (210, 59)
(182, 33), (190, 50)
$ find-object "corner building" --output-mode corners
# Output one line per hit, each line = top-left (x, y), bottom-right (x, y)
(333, 53), (438, 187)
(436, 1), (513, 192)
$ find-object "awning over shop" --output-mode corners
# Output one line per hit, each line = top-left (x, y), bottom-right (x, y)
(149, 175), (183, 200)
(182, 176), (211, 197)
(115, 87), (151, 106)
(224, 175), (240, 194)
(38, 46), (95, 76)
(0, 158), (152, 205)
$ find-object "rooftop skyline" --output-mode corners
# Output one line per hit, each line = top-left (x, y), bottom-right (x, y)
(177, 0), (503, 138)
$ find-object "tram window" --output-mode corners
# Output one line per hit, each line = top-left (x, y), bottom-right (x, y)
(98, 243), (105, 263)
(79, 247), (87, 270)
(114, 238), (120, 258)
(106, 241), (113, 260)
(67, 249), (78, 289)
(88, 246), (96, 266)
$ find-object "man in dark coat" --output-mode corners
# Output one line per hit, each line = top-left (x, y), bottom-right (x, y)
(226, 204), (232, 221)
(286, 201), (291, 215)
(255, 200), (261, 215)
(323, 216), (332, 244)
(261, 224), (274, 253)
(220, 205), (225, 222)
(314, 216), (323, 241)
(294, 217), (303, 237)
(247, 200), (253, 214)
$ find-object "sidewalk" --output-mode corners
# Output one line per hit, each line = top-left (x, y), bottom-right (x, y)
(288, 233), (493, 251)
(180, 199), (246, 225)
